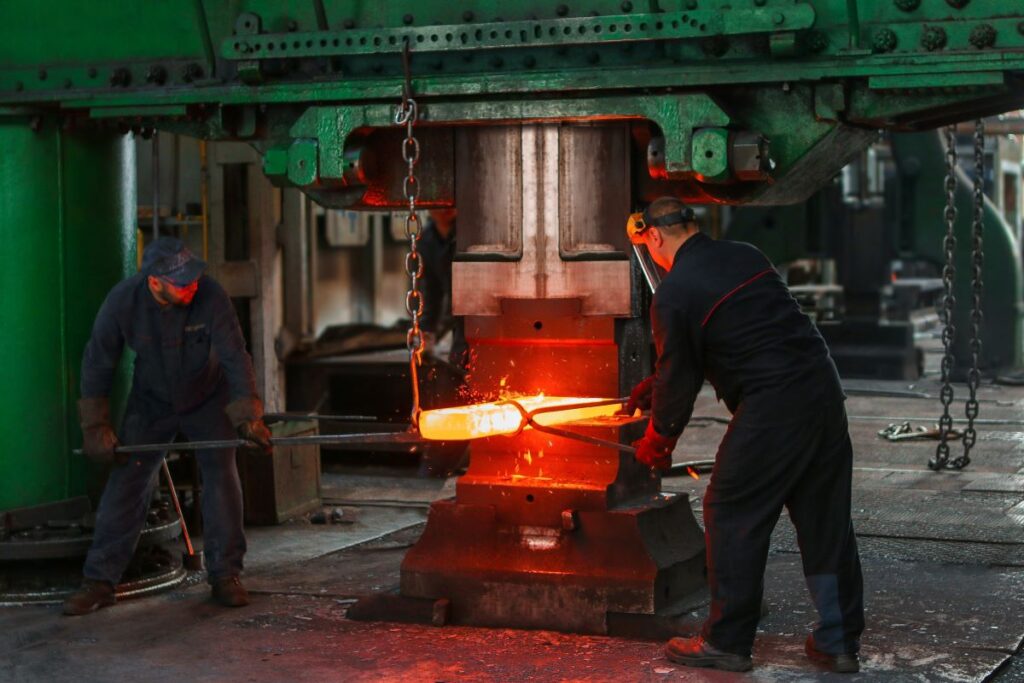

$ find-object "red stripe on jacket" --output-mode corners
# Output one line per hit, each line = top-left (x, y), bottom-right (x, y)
(701, 268), (775, 328)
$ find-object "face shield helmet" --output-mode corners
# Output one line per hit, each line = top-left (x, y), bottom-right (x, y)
(625, 205), (696, 291)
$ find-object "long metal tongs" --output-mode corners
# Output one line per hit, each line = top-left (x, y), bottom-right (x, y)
(73, 430), (424, 456)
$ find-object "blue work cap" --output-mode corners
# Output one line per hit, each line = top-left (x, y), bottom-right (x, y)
(141, 237), (206, 286)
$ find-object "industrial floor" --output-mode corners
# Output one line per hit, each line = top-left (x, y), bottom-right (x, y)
(3, 367), (1024, 681)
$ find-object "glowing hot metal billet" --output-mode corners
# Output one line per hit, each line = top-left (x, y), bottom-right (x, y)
(417, 396), (624, 441)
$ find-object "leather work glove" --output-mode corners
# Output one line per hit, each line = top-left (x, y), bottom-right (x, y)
(78, 397), (126, 465)
(621, 376), (655, 416)
(225, 396), (273, 454)
(632, 420), (679, 472)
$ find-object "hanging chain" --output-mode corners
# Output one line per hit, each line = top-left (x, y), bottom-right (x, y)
(930, 125), (959, 471)
(396, 43), (424, 427)
(955, 120), (986, 469)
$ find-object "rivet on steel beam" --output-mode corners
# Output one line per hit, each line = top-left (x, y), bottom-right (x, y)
(37, 68), (47, 81)
(342, 18), (356, 29)
(685, 0), (698, 9)
(969, 24), (996, 49)
(403, 14), (414, 25)
(921, 25), (947, 51)
(872, 28), (898, 53)
(556, 4), (569, 17)
(754, 0), (767, 6)
(945, 0), (969, 7)
(894, 0), (920, 10)
(772, 12), (785, 25)
(621, 1), (633, 12)
(287, 19), (299, 31)
(462, 10), (474, 22)
(146, 65), (168, 85)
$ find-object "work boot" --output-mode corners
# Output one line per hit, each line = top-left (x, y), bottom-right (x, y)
(665, 636), (753, 672)
(62, 579), (116, 616)
(805, 634), (860, 673)
(210, 576), (250, 607)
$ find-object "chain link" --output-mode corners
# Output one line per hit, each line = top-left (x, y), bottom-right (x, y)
(396, 49), (424, 426)
(931, 125), (959, 471)
(955, 120), (986, 469)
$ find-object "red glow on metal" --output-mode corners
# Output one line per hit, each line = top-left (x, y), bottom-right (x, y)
(418, 395), (622, 441)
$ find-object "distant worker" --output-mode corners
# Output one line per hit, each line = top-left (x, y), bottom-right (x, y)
(65, 237), (272, 616)
(624, 197), (864, 673)
(419, 208), (468, 370)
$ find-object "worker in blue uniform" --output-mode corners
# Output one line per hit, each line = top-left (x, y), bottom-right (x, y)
(625, 197), (864, 674)
(64, 237), (272, 616)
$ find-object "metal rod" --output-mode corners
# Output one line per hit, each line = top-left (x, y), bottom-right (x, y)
(73, 431), (424, 456)
(263, 412), (376, 422)
(527, 420), (637, 454)
(160, 459), (195, 557)
(632, 244), (661, 294)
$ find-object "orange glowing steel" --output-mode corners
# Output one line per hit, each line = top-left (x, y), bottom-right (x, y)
(418, 396), (621, 441)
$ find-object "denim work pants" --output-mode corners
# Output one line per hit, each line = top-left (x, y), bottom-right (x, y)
(83, 404), (246, 585)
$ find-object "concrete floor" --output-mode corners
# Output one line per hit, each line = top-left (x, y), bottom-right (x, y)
(2, 365), (1024, 682)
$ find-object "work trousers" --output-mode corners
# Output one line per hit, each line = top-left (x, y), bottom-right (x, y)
(83, 405), (246, 586)
(700, 396), (864, 657)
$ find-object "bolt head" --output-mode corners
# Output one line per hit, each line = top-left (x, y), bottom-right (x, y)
(969, 24), (996, 49)
(462, 10), (474, 22)
(621, 1), (633, 12)
(872, 28), (898, 53)
(556, 4), (569, 17)
(403, 13), (414, 25)
(894, 0), (920, 10)
(921, 25), (947, 51)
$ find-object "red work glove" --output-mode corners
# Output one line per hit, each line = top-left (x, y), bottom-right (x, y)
(621, 376), (655, 416)
(238, 419), (273, 454)
(632, 420), (678, 472)
(226, 396), (273, 455)
(78, 397), (127, 466)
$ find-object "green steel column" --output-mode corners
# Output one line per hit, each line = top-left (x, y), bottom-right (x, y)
(893, 131), (1024, 372)
(0, 117), (136, 511)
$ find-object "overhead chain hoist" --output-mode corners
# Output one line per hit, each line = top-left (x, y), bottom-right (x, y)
(395, 42), (425, 429)
(931, 120), (985, 471)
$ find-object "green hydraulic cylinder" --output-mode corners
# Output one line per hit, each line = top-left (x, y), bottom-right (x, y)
(0, 117), (136, 511)
(892, 131), (1024, 373)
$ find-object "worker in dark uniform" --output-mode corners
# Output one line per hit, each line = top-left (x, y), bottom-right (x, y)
(624, 197), (864, 673)
(419, 208), (467, 370)
(65, 237), (272, 616)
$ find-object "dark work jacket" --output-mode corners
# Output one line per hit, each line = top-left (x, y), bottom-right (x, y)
(419, 220), (455, 337)
(80, 273), (258, 419)
(419, 220), (468, 368)
(650, 232), (843, 438)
